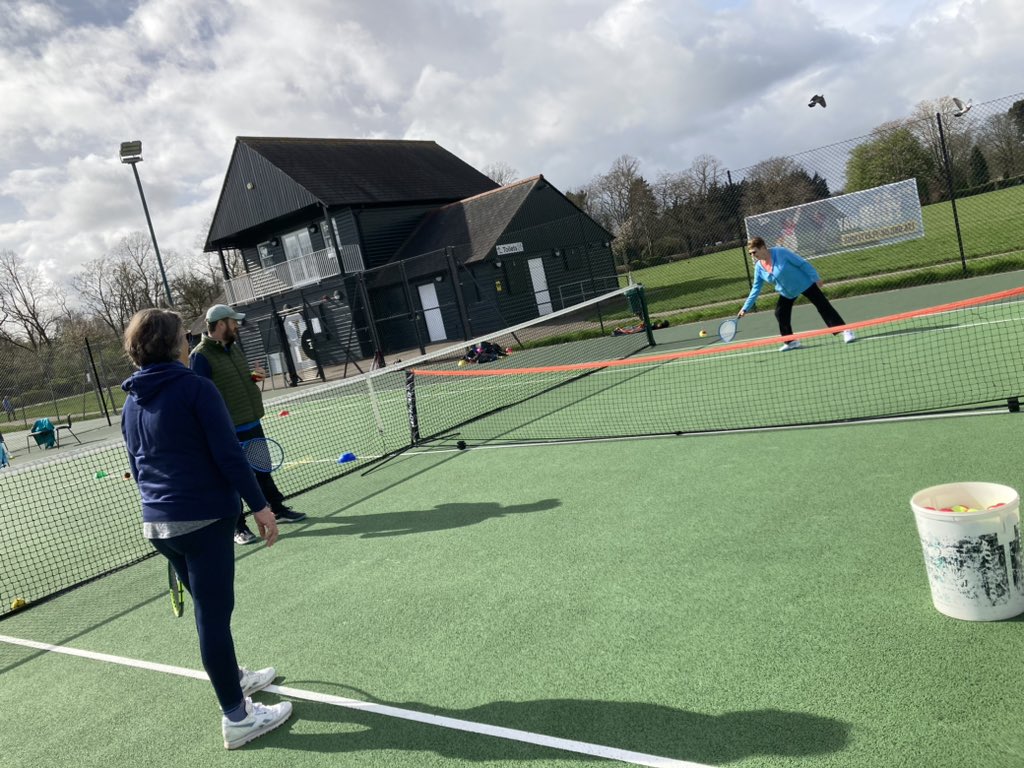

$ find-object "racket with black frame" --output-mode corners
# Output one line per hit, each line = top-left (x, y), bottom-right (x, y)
(241, 437), (285, 473)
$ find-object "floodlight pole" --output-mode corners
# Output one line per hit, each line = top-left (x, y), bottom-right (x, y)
(120, 142), (174, 307)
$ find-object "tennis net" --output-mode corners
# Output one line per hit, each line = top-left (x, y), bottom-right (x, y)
(0, 285), (648, 616)
(406, 286), (1024, 444)
(6, 285), (1022, 617)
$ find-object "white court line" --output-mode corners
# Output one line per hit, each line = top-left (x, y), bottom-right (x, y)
(0, 634), (709, 768)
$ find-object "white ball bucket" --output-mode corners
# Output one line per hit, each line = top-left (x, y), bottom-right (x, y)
(910, 482), (1024, 621)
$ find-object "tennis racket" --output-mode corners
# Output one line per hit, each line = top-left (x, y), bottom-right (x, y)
(241, 437), (285, 473)
(718, 317), (740, 343)
(168, 562), (185, 618)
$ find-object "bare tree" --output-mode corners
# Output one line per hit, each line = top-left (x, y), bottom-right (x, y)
(481, 161), (519, 186)
(686, 154), (727, 196)
(978, 112), (1024, 180)
(0, 249), (65, 351)
(586, 154), (644, 233)
(741, 156), (818, 215)
(171, 254), (224, 322)
(908, 98), (974, 197)
(71, 232), (173, 335)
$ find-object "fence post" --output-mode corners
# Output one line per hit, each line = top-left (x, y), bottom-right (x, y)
(398, 260), (427, 356)
(446, 247), (472, 341)
(728, 170), (753, 288)
(936, 112), (968, 275)
(84, 337), (112, 426)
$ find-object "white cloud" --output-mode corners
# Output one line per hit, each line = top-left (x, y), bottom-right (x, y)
(0, 0), (1020, 291)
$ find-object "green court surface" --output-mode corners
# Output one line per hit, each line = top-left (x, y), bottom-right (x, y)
(3, 412), (1024, 767)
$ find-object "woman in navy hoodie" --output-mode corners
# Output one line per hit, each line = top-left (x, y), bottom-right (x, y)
(121, 308), (292, 749)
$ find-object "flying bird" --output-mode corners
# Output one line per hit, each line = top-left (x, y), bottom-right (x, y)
(952, 97), (972, 117)
(808, 94), (826, 108)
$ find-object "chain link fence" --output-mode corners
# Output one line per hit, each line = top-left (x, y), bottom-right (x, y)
(613, 92), (1024, 321)
(0, 335), (132, 435)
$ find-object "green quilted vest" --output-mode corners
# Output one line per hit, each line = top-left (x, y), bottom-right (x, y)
(191, 335), (265, 427)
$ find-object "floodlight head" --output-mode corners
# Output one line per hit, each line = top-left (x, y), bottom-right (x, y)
(119, 140), (143, 163)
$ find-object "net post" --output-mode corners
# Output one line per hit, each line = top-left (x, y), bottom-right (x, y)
(405, 370), (421, 445)
(626, 284), (656, 347)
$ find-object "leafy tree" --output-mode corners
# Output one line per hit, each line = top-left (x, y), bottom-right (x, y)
(846, 123), (934, 200)
(1008, 99), (1024, 140)
(968, 145), (990, 188)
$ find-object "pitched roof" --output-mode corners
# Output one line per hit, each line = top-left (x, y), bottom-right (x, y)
(237, 137), (497, 206)
(205, 137), (499, 249)
(391, 175), (543, 265)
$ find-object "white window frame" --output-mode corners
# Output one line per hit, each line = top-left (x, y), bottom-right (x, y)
(257, 241), (274, 269)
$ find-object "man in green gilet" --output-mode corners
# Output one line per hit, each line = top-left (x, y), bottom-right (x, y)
(191, 304), (307, 544)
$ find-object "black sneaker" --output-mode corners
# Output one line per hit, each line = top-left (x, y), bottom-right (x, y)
(274, 507), (306, 523)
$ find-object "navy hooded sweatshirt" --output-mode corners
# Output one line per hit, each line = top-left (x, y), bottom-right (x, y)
(121, 362), (267, 523)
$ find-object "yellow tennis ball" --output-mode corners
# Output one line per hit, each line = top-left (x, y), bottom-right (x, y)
(457, 359), (467, 367)
(699, 329), (708, 337)
(11, 597), (26, 610)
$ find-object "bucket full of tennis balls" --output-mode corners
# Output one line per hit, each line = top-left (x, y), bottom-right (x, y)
(910, 482), (1024, 621)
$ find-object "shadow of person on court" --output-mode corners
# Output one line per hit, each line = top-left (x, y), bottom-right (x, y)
(250, 686), (851, 764)
(292, 498), (561, 538)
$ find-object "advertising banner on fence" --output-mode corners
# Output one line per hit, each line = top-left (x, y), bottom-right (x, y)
(744, 178), (924, 258)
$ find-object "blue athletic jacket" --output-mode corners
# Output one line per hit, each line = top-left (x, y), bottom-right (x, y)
(121, 362), (266, 523)
(741, 247), (820, 313)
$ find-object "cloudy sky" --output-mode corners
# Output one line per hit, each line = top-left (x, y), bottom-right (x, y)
(0, 0), (1021, 287)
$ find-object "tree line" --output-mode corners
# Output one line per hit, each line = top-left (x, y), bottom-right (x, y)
(560, 96), (1024, 271)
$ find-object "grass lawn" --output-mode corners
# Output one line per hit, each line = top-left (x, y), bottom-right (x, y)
(624, 184), (1024, 323)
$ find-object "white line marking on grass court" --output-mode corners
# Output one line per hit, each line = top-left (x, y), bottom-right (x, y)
(0, 634), (709, 768)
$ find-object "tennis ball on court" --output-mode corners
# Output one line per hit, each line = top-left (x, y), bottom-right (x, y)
(699, 329), (708, 338)
(11, 598), (26, 610)
(458, 359), (467, 367)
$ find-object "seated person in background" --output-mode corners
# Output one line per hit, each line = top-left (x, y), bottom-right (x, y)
(31, 417), (56, 449)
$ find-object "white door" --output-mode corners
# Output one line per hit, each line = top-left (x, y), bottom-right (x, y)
(528, 258), (553, 315)
(417, 283), (446, 342)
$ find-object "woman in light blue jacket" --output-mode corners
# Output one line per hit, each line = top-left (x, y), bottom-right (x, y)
(738, 237), (855, 351)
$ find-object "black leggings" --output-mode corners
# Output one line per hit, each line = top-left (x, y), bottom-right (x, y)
(775, 283), (845, 338)
(150, 516), (243, 713)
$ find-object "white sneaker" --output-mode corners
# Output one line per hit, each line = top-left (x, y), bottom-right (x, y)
(779, 340), (801, 352)
(234, 528), (258, 545)
(239, 666), (276, 696)
(843, 329), (856, 343)
(222, 697), (292, 750)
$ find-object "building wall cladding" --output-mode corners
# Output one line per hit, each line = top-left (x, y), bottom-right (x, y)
(209, 143), (319, 246)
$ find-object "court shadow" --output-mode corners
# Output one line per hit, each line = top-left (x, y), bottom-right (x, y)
(292, 498), (561, 538)
(870, 323), (959, 339)
(250, 687), (851, 763)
